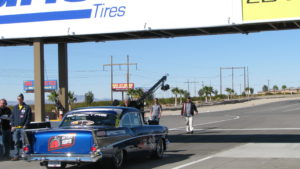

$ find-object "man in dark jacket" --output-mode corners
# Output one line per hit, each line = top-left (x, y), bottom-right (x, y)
(181, 97), (198, 134)
(0, 99), (11, 159)
(11, 94), (32, 160)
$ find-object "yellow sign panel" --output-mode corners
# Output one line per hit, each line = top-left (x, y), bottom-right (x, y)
(243, 0), (300, 21)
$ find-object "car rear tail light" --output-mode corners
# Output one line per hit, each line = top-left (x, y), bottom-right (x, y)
(23, 145), (30, 153)
(91, 146), (97, 152)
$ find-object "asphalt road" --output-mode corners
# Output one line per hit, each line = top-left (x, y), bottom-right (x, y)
(2, 99), (300, 169)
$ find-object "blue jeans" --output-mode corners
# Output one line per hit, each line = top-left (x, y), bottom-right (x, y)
(12, 128), (24, 158)
(0, 130), (11, 158)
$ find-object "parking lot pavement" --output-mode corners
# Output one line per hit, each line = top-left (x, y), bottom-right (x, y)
(2, 99), (300, 169)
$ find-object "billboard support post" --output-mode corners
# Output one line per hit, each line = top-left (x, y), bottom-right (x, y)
(34, 40), (45, 122)
(58, 43), (69, 115)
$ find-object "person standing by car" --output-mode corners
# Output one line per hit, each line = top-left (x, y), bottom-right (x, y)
(0, 99), (11, 160)
(11, 94), (32, 161)
(150, 98), (162, 125)
(181, 97), (198, 134)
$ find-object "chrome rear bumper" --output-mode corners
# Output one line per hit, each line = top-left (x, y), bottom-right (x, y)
(23, 153), (102, 162)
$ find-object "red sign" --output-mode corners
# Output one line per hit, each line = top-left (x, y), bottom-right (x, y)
(112, 83), (134, 91)
(23, 80), (57, 93)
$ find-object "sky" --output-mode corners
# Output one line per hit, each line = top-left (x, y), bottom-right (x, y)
(1, 29), (300, 102)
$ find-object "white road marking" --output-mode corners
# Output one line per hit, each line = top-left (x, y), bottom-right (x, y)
(171, 142), (300, 169)
(171, 128), (300, 132)
(171, 156), (213, 169)
(169, 116), (240, 131)
(215, 143), (300, 158)
(282, 107), (300, 113)
(194, 128), (300, 131)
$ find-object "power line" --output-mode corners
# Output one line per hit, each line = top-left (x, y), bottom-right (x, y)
(220, 67), (247, 95)
(103, 55), (138, 101)
(184, 80), (199, 97)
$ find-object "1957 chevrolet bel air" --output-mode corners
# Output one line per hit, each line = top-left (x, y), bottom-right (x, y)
(22, 106), (169, 169)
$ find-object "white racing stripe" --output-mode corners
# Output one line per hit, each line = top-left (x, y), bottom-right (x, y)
(172, 156), (213, 169)
(169, 116), (240, 131)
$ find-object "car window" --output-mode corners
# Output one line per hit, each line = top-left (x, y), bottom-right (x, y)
(120, 113), (131, 128)
(119, 112), (142, 128)
(130, 112), (142, 127)
(60, 111), (116, 127)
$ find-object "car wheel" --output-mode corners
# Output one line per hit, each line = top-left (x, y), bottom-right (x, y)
(152, 139), (164, 159)
(112, 149), (125, 169)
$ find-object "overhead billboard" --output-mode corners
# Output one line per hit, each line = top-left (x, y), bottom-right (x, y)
(242, 0), (300, 22)
(24, 80), (57, 93)
(112, 83), (134, 91)
(0, 0), (242, 40)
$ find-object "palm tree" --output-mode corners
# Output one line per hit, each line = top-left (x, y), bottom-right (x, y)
(201, 86), (213, 103)
(213, 90), (218, 96)
(245, 87), (251, 96)
(178, 89), (185, 104)
(208, 86), (214, 102)
(48, 90), (59, 103)
(225, 88), (234, 100)
(48, 90), (59, 114)
(250, 88), (254, 95)
(68, 91), (77, 110)
(183, 90), (190, 98)
(245, 87), (254, 96)
(282, 85), (287, 95)
(85, 91), (94, 106)
(198, 89), (204, 97)
(127, 88), (144, 99)
(273, 85), (279, 93)
(262, 85), (269, 92)
(171, 87), (180, 106)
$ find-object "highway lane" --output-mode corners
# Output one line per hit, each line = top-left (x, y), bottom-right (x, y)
(2, 99), (300, 169)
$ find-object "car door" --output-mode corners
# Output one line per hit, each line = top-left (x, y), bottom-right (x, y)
(129, 112), (156, 152)
(119, 111), (150, 154)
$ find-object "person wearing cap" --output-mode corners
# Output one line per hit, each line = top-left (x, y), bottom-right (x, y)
(0, 99), (11, 160)
(10, 94), (32, 161)
(181, 97), (198, 134)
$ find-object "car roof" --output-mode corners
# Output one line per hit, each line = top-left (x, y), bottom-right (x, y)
(68, 106), (139, 115)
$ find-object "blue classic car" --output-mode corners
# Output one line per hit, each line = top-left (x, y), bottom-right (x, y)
(22, 106), (169, 169)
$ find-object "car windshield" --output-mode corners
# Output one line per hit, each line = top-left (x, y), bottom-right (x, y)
(60, 111), (117, 127)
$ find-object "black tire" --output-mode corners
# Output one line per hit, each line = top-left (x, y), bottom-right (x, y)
(112, 149), (125, 169)
(151, 139), (164, 159)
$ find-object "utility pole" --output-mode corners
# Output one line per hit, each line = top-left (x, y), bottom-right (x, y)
(220, 66), (247, 94)
(194, 82), (197, 97)
(184, 81), (199, 97)
(127, 55), (130, 91)
(268, 80), (270, 91)
(220, 67), (222, 95)
(240, 83), (242, 95)
(102, 56), (114, 102)
(232, 67), (234, 91)
(244, 66), (246, 91)
(185, 80), (190, 94)
(103, 55), (138, 102)
(247, 67), (249, 88)
(110, 56), (113, 101)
